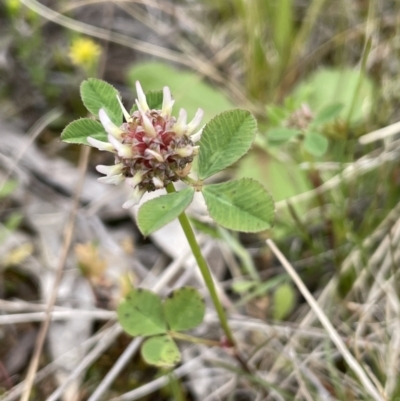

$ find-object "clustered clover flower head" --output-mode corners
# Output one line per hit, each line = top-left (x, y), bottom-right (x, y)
(87, 82), (203, 209)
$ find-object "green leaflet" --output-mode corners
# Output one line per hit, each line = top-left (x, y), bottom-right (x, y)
(80, 78), (122, 125)
(137, 188), (194, 236)
(141, 335), (181, 367)
(202, 178), (275, 232)
(61, 118), (107, 145)
(117, 289), (167, 337)
(164, 287), (205, 332)
(198, 110), (257, 180)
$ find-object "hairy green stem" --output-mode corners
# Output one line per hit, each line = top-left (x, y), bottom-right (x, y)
(166, 182), (236, 347)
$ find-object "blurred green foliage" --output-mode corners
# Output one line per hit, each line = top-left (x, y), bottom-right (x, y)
(128, 62), (233, 123)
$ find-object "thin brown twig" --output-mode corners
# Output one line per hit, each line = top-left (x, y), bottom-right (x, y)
(19, 146), (91, 401)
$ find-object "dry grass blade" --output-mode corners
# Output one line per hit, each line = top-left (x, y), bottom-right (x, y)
(0, 108), (62, 189)
(266, 239), (385, 401)
(86, 338), (141, 401)
(0, 326), (114, 401)
(0, 310), (116, 324)
(108, 353), (205, 401)
(359, 121), (400, 145)
(45, 324), (122, 401)
(276, 145), (400, 212)
(20, 146), (91, 401)
(65, 0), (175, 14)
(20, 0), (202, 75)
(113, 1), (248, 108)
(21, 0), (254, 111)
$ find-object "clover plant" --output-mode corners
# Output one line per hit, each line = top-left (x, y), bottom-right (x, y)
(266, 101), (344, 157)
(62, 78), (275, 367)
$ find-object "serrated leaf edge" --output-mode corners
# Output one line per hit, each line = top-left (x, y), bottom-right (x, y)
(60, 117), (106, 144)
(79, 78), (121, 122)
(202, 178), (276, 233)
(198, 109), (257, 180)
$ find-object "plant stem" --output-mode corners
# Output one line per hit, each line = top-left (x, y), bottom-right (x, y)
(169, 331), (221, 347)
(165, 183), (236, 347)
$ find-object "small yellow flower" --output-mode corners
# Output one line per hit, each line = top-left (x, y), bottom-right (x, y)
(69, 37), (101, 68)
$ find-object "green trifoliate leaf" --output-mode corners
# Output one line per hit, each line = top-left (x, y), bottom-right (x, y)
(117, 289), (167, 337)
(198, 110), (257, 180)
(137, 187), (194, 236)
(80, 78), (122, 125)
(164, 287), (205, 332)
(304, 131), (329, 156)
(267, 127), (300, 144)
(141, 335), (181, 367)
(61, 118), (107, 145)
(202, 178), (275, 232)
(130, 90), (163, 113)
(312, 103), (344, 126)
